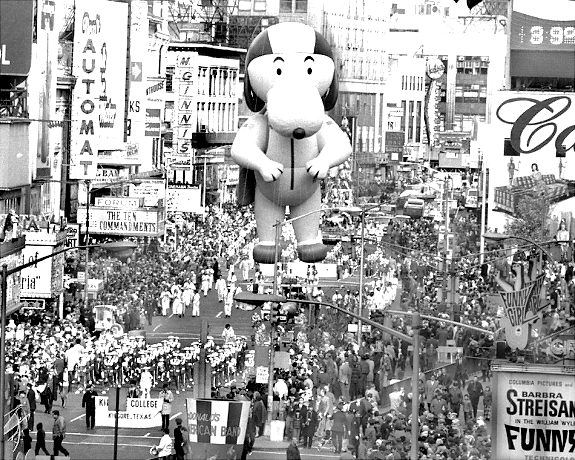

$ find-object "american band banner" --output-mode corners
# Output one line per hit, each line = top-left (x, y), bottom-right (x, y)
(186, 398), (250, 445)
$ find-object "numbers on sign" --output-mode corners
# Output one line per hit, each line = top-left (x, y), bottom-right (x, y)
(550, 26), (563, 45)
(564, 26), (575, 45)
(530, 26), (543, 44)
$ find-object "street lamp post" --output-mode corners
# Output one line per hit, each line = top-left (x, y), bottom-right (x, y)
(84, 179), (91, 316)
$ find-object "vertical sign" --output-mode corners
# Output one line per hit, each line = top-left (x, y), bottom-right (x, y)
(175, 52), (198, 168)
(36, 0), (59, 178)
(70, 0), (128, 179)
(126, 0), (148, 167)
(97, 0), (128, 151)
(70, 0), (101, 179)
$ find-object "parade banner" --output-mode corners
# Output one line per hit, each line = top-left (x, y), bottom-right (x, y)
(492, 364), (575, 460)
(186, 399), (250, 445)
(95, 397), (162, 428)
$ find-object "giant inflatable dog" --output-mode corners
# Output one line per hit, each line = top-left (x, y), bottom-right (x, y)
(231, 22), (352, 264)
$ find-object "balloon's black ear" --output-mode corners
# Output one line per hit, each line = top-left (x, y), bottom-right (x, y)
(322, 68), (339, 112)
(244, 73), (266, 113)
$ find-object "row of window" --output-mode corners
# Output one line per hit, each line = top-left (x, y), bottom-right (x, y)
(338, 52), (386, 81)
(401, 75), (425, 91)
(166, 66), (238, 98)
(327, 20), (388, 52)
(279, 0), (307, 13)
(196, 102), (237, 133)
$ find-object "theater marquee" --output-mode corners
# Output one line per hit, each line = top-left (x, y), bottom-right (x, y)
(492, 363), (575, 460)
(77, 207), (163, 237)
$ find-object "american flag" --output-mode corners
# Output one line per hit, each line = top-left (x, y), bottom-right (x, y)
(186, 399), (250, 445)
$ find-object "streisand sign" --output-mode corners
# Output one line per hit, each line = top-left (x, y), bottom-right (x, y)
(492, 363), (575, 460)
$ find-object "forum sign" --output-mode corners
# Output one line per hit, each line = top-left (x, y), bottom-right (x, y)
(492, 363), (575, 460)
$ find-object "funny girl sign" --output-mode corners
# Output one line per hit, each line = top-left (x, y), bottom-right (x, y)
(492, 364), (575, 460)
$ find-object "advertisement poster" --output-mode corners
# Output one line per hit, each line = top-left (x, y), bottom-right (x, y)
(95, 397), (162, 428)
(482, 91), (575, 231)
(492, 365), (575, 460)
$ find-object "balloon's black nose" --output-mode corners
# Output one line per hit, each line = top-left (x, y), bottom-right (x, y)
(292, 128), (306, 139)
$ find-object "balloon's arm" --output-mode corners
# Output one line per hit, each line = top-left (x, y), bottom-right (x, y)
(231, 114), (270, 171)
(315, 116), (353, 168)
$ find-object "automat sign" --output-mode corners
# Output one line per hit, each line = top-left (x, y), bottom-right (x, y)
(492, 364), (575, 460)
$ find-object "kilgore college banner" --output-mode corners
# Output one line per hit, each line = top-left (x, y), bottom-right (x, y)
(491, 363), (575, 460)
(94, 397), (162, 428)
(186, 398), (250, 460)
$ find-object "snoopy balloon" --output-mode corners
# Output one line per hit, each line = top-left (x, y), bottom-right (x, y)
(231, 22), (352, 264)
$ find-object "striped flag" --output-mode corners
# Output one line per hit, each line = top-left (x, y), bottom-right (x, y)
(186, 399), (250, 445)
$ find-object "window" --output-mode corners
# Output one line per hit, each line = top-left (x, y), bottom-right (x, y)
(295, 0), (307, 12)
(281, 0), (306, 12)
(238, 0), (252, 10)
(254, 0), (266, 11)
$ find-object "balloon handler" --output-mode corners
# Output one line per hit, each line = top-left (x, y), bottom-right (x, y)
(231, 22), (352, 264)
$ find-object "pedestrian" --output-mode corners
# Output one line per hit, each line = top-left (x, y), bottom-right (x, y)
(222, 323), (236, 343)
(35, 422), (50, 456)
(59, 370), (69, 408)
(191, 291), (200, 317)
(26, 383), (36, 431)
(17, 391), (30, 429)
(466, 375), (484, 419)
(301, 400), (318, 449)
(224, 288), (234, 318)
(40, 380), (53, 413)
(154, 428), (173, 460)
(215, 275), (228, 303)
(483, 385), (492, 421)
(23, 428), (32, 453)
(173, 417), (188, 460)
(330, 402), (348, 454)
(159, 383), (174, 431)
(52, 409), (70, 457)
(140, 366), (154, 399)
(82, 383), (98, 430)
(462, 394), (473, 423)
(286, 438), (301, 460)
(252, 391), (266, 437)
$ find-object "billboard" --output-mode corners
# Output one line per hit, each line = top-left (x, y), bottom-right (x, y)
(70, 0), (128, 179)
(167, 185), (202, 213)
(77, 207), (163, 236)
(482, 91), (575, 231)
(492, 363), (575, 460)
(0, 0), (34, 77)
